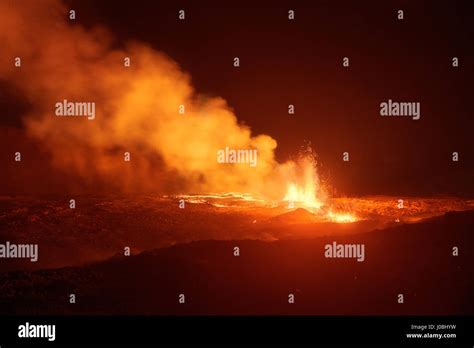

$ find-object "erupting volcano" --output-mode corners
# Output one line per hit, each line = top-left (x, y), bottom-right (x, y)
(0, 0), (473, 318)
(178, 148), (361, 224)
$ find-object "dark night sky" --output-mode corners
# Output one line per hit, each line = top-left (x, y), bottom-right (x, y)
(2, 0), (473, 196)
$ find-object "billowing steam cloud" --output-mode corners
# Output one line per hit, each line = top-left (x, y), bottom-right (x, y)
(0, 0), (324, 200)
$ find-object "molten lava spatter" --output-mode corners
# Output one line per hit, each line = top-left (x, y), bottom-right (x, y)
(283, 182), (324, 209)
(282, 148), (326, 209)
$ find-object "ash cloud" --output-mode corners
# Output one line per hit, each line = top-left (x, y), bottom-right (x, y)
(0, 0), (322, 200)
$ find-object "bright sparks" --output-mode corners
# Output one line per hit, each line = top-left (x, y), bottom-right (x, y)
(178, 149), (360, 223)
(283, 182), (323, 209)
(283, 151), (325, 209)
(281, 151), (357, 223)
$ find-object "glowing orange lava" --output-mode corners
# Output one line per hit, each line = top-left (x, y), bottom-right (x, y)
(327, 210), (358, 223)
(282, 150), (326, 209)
(283, 182), (324, 209)
(280, 151), (357, 222)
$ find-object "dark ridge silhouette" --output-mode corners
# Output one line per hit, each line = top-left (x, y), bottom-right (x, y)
(0, 210), (472, 315)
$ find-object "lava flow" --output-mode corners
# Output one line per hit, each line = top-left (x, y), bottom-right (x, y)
(175, 148), (473, 225)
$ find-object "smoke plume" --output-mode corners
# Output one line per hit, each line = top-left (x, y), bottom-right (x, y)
(0, 0), (324, 201)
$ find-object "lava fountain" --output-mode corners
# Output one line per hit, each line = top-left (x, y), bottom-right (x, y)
(278, 147), (357, 222)
(176, 147), (359, 223)
(283, 152), (325, 210)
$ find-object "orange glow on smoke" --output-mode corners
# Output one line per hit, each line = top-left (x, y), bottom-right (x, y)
(0, 0), (353, 217)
